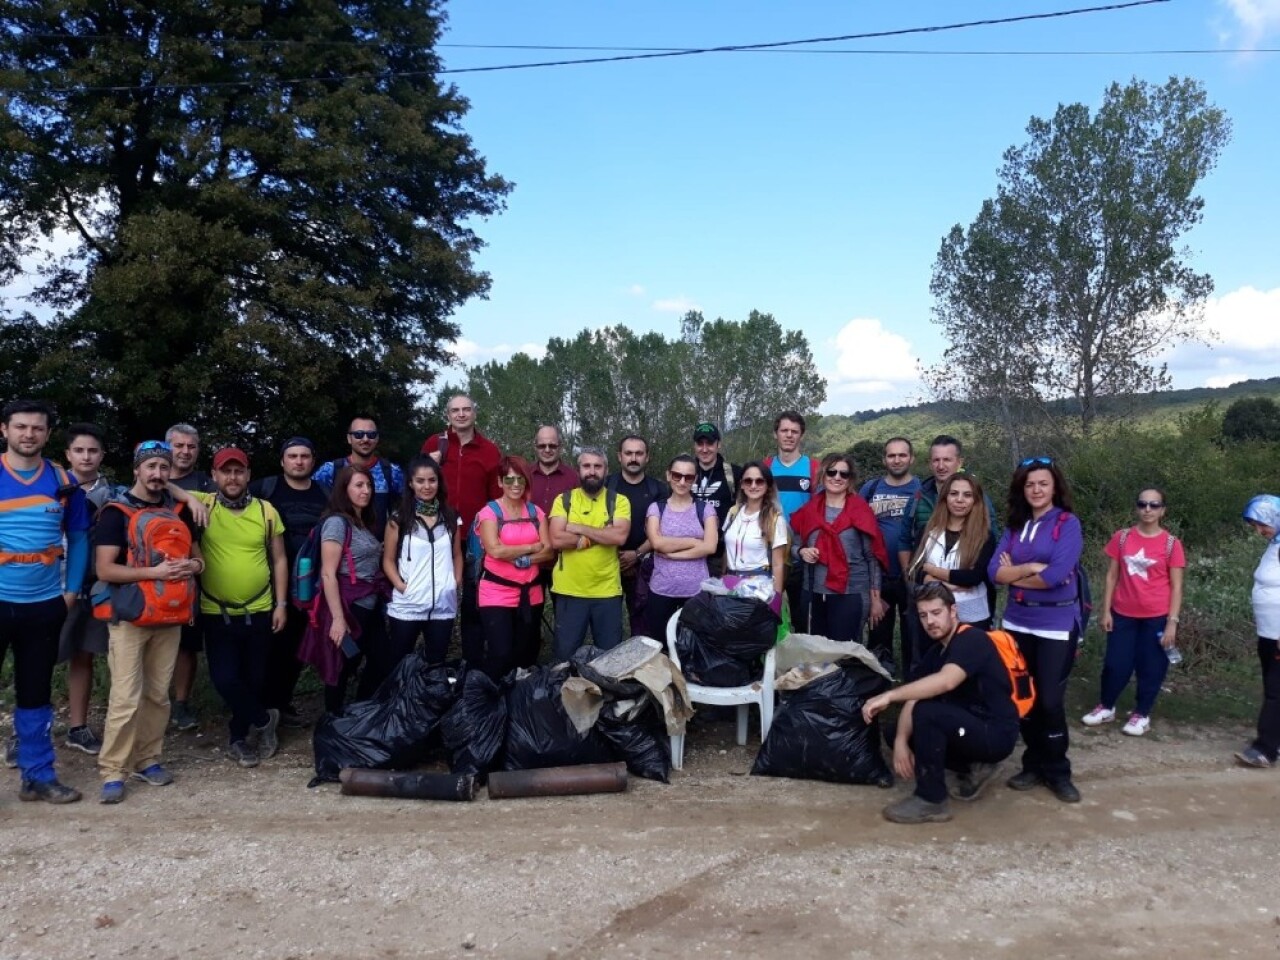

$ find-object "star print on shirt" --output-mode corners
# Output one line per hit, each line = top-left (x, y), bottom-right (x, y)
(1124, 548), (1158, 579)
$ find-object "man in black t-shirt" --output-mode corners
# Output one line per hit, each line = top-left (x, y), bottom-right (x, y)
(250, 437), (329, 726)
(863, 583), (1020, 825)
(605, 434), (668, 638)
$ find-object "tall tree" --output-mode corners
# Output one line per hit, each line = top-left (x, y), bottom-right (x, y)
(928, 77), (1230, 444)
(0, 0), (508, 463)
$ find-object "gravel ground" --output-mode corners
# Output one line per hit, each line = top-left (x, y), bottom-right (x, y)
(2, 713), (1278, 960)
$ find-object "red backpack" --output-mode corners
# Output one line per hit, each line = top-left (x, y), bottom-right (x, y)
(91, 499), (196, 627)
(958, 624), (1036, 719)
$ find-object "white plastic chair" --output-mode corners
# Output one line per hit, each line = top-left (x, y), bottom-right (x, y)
(665, 611), (776, 770)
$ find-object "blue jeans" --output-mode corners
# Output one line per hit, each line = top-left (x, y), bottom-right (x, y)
(552, 595), (623, 662)
(1099, 612), (1170, 716)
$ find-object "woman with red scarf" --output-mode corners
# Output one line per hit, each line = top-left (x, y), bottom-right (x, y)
(790, 454), (888, 642)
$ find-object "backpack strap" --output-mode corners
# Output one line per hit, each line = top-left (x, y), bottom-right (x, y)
(261, 476), (278, 501)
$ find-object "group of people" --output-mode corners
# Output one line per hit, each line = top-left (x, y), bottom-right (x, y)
(2, 396), (1276, 821)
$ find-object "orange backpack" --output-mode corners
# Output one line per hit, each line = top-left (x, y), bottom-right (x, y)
(959, 624), (1036, 719)
(91, 499), (196, 627)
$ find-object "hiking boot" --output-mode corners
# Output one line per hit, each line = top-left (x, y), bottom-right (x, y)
(1046, 779), (1082, 803)
(882, 794), (953, 824)
(100, 781), (126, 805)
(950, 762), (1004, 802)
(278, 705), (307, 729)
(131, 764), (174, 786)
(1006, 769), (1043, 791)
(1235, 745), (1273, 768)
(65, 725), (103, 755)
(1121, 713), (1150, 737)
(170, 701), (199, 732)
(4, 736), (15, 769)
(1081, 705), (1115, 727)
(19, 779), (82, 804)
(249, 708), (280, 760)
(228, 740), (259, 768)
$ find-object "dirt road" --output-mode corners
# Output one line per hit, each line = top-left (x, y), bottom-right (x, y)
(2, 717), (1278, 960)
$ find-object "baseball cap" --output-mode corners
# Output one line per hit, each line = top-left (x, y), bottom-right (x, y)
(279, 436), (315, 456)
(212, 447), (250, 470)
(132, 440), (173, 467)
(692, 422), (721, 442)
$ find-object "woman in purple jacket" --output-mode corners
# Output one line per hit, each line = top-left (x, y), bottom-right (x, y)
(989, 457), (1084, 804)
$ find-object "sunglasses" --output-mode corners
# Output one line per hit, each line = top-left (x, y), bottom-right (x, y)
(825, 468), (851, 479)
(535, 443), (559, 450)
(136, 440), (172, 453)
(501, 475), (527, 486)
(1020, 456), (1053, 468)
(669, 471), (695, 483)
(349, 430), (379, 440)
(1136, 499), (1164, 509)
(741, 477), (766, 487)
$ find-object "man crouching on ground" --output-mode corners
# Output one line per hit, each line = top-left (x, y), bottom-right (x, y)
(862, 583), (1020, 824)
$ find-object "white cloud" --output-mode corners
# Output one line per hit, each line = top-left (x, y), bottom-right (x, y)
(626, 284), (646, 297)
(1219, 0), (1280, 42)
(1205, 374), (1250, 388)
(1162, 284), (1280, 388)
(651, 295), (699, 314)
(452, 337), (546, 365)
(820, 317), (924, 412)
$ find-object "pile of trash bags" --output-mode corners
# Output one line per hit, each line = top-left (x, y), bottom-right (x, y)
(751, 633), (893, 787)
(674, 584), (781, 687)
(311, 639), (693, 787)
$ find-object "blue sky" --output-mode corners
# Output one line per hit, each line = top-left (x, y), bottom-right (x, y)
(438, 0), (1280, 413)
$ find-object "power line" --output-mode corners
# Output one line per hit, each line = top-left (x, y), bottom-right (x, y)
(3, 0), (1175, 94)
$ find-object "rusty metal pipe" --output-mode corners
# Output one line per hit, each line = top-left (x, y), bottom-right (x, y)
(338, 768), (477, 801)
(486, 762), (628, 799)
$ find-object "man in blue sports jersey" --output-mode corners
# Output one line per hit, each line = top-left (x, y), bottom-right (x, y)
(763, 411), (819, 619)
(0, 399), (91, 803)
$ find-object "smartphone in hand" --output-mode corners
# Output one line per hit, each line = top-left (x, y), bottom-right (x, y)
(340, 633), (360, 659)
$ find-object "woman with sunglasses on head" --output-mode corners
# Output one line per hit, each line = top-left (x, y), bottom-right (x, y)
(645, 454), (720, 634)
(1236, 495), (1280, 768)
(909, 472), (997, 630)
(475, 455), (554, 678)
(381, 457), (463, 669)
(721, 461), (788, 614)
(989, 456), (1084, 803)
(790, 455), (888, 642)
(1082, 488), (1185, 737)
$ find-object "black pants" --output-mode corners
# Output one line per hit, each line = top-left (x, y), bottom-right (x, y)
(459, 562), (483, 667)
(1252, 637), (1280, 760)
(264, 605), (308, 712)
(387, 616), (454, 665)
(784, 562), (804, 632)
(478, 602), (544, 679)
(621, 564), (653, 639)
(645, 593), (691, 646)
(866, 576), (911, 674)
(911, 700), (1019, 803)
(799, 591), (865, 644)
(323, 603), (390, 715)
(1009, 629), (1077, 783)
(203, 612), (272, 743)
(0, 597), (67, 709)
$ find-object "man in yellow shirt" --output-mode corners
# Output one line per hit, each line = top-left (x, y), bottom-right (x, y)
(190, 447), (289, 768)
(549, 447), (631, 661)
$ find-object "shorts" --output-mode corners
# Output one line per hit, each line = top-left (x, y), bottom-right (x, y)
(57, 598), (109, 661)
(179, 620), (204, 653)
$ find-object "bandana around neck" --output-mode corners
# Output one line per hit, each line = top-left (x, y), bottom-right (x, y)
(416, 498), (440, 517)
(215, 490), (253, 511)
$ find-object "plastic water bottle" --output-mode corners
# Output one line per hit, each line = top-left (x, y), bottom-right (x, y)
(295, 556), (313, 603)
(1166, 645), (1183, 665)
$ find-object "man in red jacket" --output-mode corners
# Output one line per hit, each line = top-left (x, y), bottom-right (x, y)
(422, 394), (501, 657)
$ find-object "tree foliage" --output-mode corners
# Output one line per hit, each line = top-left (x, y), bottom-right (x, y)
(0, 0), (508, 464)
(928, 77), (1230, 453)
(1222, 396), (1280, 444)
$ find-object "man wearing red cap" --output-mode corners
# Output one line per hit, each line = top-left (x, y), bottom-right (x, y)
(188, 447), (289, 768)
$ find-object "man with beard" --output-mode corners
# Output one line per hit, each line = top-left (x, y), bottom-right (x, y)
(549, 447), (631, 661)
(165, 422), (213, 734)
(690, 422), (736, 576)
(251, 437), (328, 727)
(606, 435), (667, 638)
(94, 441), (203, 803)
(190, 448), (289, 768)
(860, 437), (921, 676)
(314, 415), (403, 538)
(0, 400), (91, 803)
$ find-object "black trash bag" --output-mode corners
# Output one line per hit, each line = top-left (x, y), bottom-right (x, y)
(750, 661), (892, 786)
(596, 699), (671, 783)
(441, 667), (509, 778)
(502, 664), (614, 771)
(310, 654), (458, 786)
(570, 644), (649, 701)
(675, 591), (780, 687)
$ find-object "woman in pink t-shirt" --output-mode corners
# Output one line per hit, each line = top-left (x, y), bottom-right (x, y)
(476, 455), (553, 679)
(1082, 487), (1186, 736)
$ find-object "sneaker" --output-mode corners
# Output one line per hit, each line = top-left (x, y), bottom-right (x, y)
(228, 740), (259, 768)
(950, 761), (1004, 802)
(99, 781), (126, 805)
(19, 779), (82, 804)
(1046, 779), (1082, 803)
(65, 725), (103, 755)
(3, 736), (15, 769)
(1122, 713), (1150, 737)
(170, 701), (200, 732)
(1081, 705), (1116, 727)
(249, 708), (280, 760)
(1006, 769), (1043, 791)
(131, 763), (174, 786)
(882, 794), (953, 824)
(1235, 745), (1273, 768)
